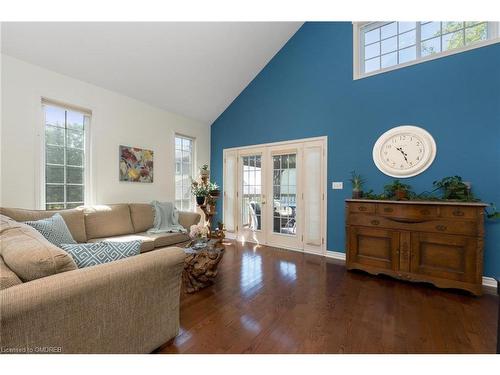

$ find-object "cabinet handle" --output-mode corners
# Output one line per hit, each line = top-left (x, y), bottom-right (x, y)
(452, 210), (465, 217)
(436, 225), (447, 231)
(358, 206), (367, 212)
(370, 219), (380, 226)
(383, 207), (393, 213)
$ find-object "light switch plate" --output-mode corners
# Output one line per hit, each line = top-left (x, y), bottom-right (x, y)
(332, 182), (343, 190)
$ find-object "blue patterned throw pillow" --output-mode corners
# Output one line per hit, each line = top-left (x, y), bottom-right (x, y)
(60, 240), (141, 268)
(25, 213), (76, 247)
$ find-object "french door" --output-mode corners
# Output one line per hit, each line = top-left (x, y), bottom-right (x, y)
(238, 148), (266, 244)
(223, 137), (326, 254)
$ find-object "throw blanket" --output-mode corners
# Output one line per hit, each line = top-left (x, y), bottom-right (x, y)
(148, 201), (187, 234)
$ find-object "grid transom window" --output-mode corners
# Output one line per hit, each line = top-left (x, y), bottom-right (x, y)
(175, 135), (194, 211)
(356, 21), (499, 77)
(43, 103), (90, 210)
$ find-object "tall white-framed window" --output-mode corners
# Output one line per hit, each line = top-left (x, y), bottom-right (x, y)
(175, 134), (195, 211)
(42, 99), (91, 210)
(353, 21), (500, 79)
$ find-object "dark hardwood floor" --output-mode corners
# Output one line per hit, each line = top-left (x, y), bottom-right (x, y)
(157, 240), (498, 354)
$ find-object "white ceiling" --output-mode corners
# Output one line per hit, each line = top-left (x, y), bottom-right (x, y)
(1, 22), (302, 124)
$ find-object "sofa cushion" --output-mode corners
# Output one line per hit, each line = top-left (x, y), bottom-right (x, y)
(0, 222), (77, 282)
(129, 203), (154, 233)
(82, 204), (134, 239)
(178, 211), (201, 231)
(0, 207), (87, 243)
(146, 232), (190, 248)
(0, 256), (23, 290)
(60, 240), (141, 268)
(88, 233), (155, 253)
(0, 213), (21, 234)
(25, 213), (77, 247)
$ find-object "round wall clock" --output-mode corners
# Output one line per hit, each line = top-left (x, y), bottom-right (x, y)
(372, 125), (436, 178)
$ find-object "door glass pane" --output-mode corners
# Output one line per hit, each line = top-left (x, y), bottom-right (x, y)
(272, 153), (297, 235)
(242, 155), (262, 231)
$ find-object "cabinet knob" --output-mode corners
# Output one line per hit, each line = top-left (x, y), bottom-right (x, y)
(358, 206), (367, 211)
(370, 219), (380, 226)
(436, 225), (447, 231)
(452, 210), (465, 217)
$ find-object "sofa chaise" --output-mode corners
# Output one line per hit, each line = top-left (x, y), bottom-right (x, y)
(0, 203), (200, 354)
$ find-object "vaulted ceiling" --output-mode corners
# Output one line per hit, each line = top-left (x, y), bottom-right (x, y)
(1, 22), (302, 124)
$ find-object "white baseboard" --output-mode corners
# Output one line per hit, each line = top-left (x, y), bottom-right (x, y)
(225, 232), (237, 240)
(482, 276), (498, 290)
(325, 250), (497, 292)
(325, 251), (346, 261)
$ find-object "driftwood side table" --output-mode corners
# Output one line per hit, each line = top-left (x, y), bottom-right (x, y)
(182, 240), (225, 293)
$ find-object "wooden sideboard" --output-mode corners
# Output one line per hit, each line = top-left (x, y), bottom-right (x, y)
(345, 199), (488, 295)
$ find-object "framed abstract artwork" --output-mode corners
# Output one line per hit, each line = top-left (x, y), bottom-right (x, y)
(119, 145), (154, 183)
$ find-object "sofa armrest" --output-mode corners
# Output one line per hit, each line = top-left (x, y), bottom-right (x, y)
(0, 247), (186, 354)
(178, 211), (201, 230)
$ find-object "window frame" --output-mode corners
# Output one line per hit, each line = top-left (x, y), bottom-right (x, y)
(353, 21), (500, 80)
(174, 133), (196, 212)
(39, 99), (92, 210)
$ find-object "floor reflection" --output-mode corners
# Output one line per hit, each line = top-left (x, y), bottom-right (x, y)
(279, 260), (297, 281)
(240, 252), (263, 296)
(240, 314), (261, 333)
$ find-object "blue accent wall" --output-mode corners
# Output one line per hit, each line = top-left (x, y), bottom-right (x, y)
(211, 22), (500, 277)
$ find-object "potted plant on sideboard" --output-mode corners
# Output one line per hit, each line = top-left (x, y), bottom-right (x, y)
(384, 180), (412, 200)
(349, 171), (366, 199)
(432, 176), (473, 201)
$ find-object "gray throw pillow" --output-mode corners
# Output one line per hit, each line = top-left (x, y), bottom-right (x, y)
(25, 213), (76, 247)
(60, 240), (141, 268)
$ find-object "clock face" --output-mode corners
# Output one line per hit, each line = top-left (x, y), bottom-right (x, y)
(373, 126), (436, 178)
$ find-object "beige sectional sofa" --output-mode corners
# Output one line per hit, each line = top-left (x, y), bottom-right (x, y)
(0, 203), (200, 354)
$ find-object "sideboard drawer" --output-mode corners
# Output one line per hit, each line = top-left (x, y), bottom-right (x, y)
(348, 202), (376, 214)
(440, 206), (477, 220)
(377, 203), (438, 220)
(347, 214), (478, 236)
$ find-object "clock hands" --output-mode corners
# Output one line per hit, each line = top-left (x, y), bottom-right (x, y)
(396, 147), (409, 163)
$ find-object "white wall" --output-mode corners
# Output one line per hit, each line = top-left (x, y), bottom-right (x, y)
(0, 55), (210, 209)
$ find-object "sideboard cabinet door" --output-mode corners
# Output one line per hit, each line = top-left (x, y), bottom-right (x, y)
(348, 227), (400, 272)
(410, 232), (479, 284)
